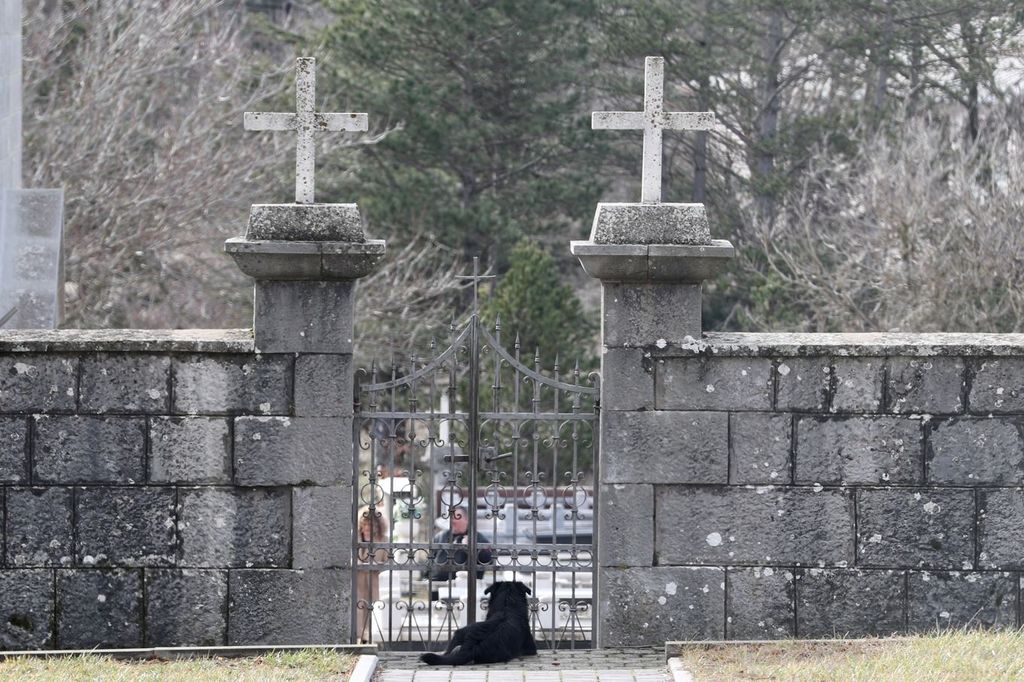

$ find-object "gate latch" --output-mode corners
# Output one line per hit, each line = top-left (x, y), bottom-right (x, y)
(481, 447), (512, 464)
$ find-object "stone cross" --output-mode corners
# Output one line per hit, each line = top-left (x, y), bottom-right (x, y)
(592, 56), (715, 204)
(244, 58), (368, 204)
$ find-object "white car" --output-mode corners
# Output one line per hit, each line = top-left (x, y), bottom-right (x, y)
(476, 496), (593, 547)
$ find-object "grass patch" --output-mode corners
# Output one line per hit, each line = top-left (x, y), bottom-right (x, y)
(677, 630), (1024, 681)
(0, 649), (357, 681)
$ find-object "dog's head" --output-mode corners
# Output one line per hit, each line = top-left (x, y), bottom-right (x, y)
(484, 581), (531, 611)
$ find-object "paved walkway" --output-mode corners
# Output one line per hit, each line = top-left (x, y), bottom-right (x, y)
(375, 647), (670, 681)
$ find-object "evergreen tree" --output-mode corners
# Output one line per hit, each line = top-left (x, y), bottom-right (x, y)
(316, 0), (606, 264)
(482, 241), (596, 370)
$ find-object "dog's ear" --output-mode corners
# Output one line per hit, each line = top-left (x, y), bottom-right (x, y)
(484, 583), (496, 595)
(519, 582), (531, 595)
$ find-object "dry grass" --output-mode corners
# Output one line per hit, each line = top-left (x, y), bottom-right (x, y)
(0, 649), (357, 681)
(678, 631), (1024, 681)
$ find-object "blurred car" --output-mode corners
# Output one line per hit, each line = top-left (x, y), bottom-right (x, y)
(474, 493), (593, 546)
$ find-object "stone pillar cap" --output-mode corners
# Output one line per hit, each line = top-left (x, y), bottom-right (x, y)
(245, 203), (365, 242)
(590, 202), (710, 245)
(570, 239), (734, 283)
(225, 238), (385, 281)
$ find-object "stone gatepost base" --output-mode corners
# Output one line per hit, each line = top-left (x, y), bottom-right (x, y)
(571, 201), (733, 648)
(224, 202), (384, 644)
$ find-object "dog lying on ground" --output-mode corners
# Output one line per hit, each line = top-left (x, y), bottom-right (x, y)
(419, 581), (537, 666)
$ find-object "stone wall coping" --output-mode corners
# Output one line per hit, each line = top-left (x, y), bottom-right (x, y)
(0, 329), (254, 353)
(652, 332), (1024, 357)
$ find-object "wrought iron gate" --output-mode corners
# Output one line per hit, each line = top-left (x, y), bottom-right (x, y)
(352, 262), (599, 650)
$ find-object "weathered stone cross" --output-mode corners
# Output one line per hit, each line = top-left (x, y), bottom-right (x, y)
(244, 57), (367, 204)
(592, 56), (715, 204)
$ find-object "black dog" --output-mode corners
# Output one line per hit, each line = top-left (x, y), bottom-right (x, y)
(419, 581), (538, 666)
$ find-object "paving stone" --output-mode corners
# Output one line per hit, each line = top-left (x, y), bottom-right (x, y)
(971, 358), (1024, 414)
(599, 567), (724, 645)
(602, 283), (702, 347)
(601, 348), (654, 411)
(655, 486), (854, 566)
(928, 417), (1024, 485)
(0, 569), (54, 649)
(795, 416), (922, 484)
(177, 487), (290, 567)
(76, 487), (176, 567)
(149, 417), (231, 484)
(595, 673), (632, 682)
(145, 569), (227, 646)
(831, 358), (884, 413)
(293, 485), (352, 569)
(254, 280), (355, 353)
(655, 357), (773, 411)
(726, 567), (795, 639)
(0, 415), (27, 483)
(451, 672), (482, 682)
(729, 413), (791, 484)
(5, 487), (73, 566)
(0, 354), (76, 413)
(632, 674), (669, 682)
(172, 354), (292, 416)
(57, 568), (143, 649)
(796, 568), (905, 637)
(417, 672), (454, 681)
(775, 357), (830, 412)
(601, 411), (727, 484)
(228, 568), (349, 644)
(598, 483), (654, 567)
(78, 354), (170, 413)
(887, 356), (964, 414)
(32, 415), (145, 484)
(856, 489), (974, 569)
(295, 354), (354, 417)
(977, 488), (1024, 568)
(234, 416), (350, 486)
(907, 570), (1016, 631)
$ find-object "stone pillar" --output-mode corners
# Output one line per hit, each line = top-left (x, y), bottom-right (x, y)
(571, 201), (733, 647)
(225, 202), (384, 643)
(0, 0), (21, 192)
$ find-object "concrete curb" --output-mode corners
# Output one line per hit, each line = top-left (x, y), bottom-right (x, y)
(349, 653), (378, 682)
(0, 643), (377, 661)
(667, 658), (694, 682)
(665, 637), (883, 656)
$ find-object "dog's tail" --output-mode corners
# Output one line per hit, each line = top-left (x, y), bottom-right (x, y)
(419, 649), (475, 666)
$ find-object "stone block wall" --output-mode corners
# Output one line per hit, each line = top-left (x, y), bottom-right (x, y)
(599, 332), (1024, 645)
(0, 330), (353, 650)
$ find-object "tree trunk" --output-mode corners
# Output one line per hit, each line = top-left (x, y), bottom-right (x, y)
(871, 0), (894, 112)
(692, 0), (712, 203)
(754, 7), (783, 226)
(957, 13), (984, 143)
(908, 43), (922, 115)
